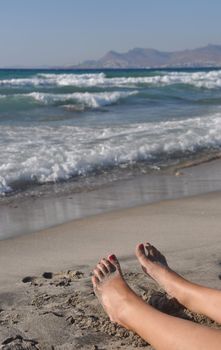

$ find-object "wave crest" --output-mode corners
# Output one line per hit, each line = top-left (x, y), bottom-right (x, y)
(28, 90), (138, 108)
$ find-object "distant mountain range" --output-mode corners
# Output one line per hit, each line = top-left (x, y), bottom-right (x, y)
(72, 44), (221, 69)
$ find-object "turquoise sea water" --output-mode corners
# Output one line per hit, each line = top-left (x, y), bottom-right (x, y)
(1, 67), (221, 198)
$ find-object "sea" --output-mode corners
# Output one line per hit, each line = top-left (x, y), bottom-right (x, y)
(1, 67), (221, 201)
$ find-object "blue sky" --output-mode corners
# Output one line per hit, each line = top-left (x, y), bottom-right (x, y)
(0, 0), (221, 67)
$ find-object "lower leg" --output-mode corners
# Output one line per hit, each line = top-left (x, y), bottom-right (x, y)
(92, 255), (221, 350)
(136, 243), (221, 324)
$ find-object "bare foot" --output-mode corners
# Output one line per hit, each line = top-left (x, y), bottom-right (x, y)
(92, 254), (138, 329)
(136, 243), (181, 298)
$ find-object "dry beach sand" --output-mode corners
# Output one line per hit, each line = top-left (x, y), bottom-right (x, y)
(0, 188), (221, 349)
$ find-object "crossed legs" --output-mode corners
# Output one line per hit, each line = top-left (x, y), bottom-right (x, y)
(92, 244), (221, 350)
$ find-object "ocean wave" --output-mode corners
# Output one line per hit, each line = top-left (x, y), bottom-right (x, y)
(0, 73), (106, 87)
(0, 90), (137, 109)
(0, 70), (221, 89)
(27, 90), (138, 108)
(37, 72), (106, 87)
(109, 70), (221, 88)
(1, 112), (221, 195)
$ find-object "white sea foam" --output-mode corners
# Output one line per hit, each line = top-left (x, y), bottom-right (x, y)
(1, 112), (221, 195)
(109, 70), (221, 88)
(38, 72), (106, 87)
(0, 73), (106, 87)
(1, 70), (221, 88)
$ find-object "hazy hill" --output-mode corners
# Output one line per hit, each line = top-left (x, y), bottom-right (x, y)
(73, 44), (221, 68)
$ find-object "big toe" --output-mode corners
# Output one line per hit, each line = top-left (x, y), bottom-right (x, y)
(108, 254), (122, 274)
(135, 243), (149, 266)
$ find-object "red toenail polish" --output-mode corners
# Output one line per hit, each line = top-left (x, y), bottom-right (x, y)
(109, 254), (116, 261)
(139, 243), (144, 249)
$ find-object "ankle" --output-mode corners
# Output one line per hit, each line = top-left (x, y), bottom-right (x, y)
(114, 289), (138, 328)
(164, 270), (192, 304)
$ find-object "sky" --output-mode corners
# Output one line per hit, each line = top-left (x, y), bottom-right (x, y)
(0, 0), (221, 67)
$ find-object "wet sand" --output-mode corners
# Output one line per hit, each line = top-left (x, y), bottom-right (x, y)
(1, 158), (221, 240)
(0, 190), (221, 349)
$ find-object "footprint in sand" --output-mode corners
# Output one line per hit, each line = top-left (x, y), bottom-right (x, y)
(22, 270), (84, 287)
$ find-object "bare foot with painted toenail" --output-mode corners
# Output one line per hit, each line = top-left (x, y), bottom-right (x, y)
(92, 254), (140, 329)
(135, 243), (184, 298)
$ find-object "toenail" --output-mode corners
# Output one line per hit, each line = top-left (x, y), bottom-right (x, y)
(109, 254), (116, 261)
(139, 243), (144, 249)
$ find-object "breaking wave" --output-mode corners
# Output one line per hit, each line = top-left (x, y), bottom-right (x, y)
(0, 90), (138, 109)
(1, 112), (221, 195)
(27, 90), (138, 108)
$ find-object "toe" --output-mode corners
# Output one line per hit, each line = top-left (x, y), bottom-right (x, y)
(146, 242), (155, 254)
(135, 243), (148, 265)
(101, 258), (113, 272)
(146, 243), (168, 266)
(108, 254), (122, 274)
(150, 244), (160, 256)
(94, 267), (104, 281)
(145, 243), (159, 261)
(92, 275), (99, 288)
(98, 261), (109, 275)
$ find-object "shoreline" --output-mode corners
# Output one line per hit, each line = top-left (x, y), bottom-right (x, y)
(1, 158), (221, 240)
